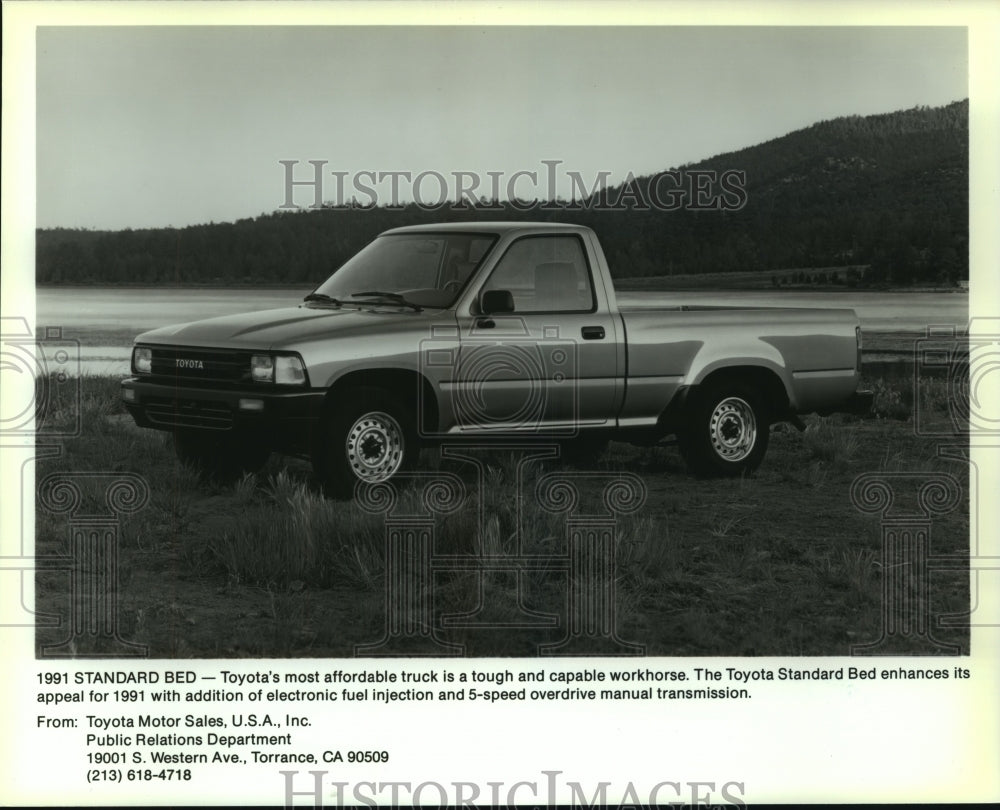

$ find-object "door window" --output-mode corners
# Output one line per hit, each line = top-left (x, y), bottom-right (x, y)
(482, 235), (595, 313)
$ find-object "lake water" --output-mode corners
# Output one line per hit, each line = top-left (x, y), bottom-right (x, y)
(34, 285), (968, 376)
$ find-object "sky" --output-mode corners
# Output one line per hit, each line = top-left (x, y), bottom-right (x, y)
(36, 25), (968, 230)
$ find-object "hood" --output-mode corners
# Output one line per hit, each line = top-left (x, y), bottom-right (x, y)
(134, 304), (430, 350)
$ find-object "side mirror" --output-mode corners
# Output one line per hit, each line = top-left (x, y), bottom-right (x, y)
(480, 289), (515, 315)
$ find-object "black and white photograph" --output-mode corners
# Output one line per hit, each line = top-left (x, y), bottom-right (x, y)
(2, 1), (998, 806)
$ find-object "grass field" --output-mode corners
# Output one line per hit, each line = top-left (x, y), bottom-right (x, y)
(33, 364), (970, 658)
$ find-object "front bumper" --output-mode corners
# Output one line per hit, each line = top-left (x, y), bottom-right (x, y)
(120, 377), (326, 453)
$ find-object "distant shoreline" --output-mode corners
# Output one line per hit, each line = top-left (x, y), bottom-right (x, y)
(35, 282), (315, 290)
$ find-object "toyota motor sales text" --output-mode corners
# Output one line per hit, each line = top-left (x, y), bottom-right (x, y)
(85, 713), (226, 728)
(82, 713), (293, 731)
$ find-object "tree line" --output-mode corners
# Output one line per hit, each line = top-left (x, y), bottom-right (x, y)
(37, 100), (967, 287)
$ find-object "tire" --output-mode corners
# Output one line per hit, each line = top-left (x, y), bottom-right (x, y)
(678, 381), (769, 476)
(174, 430), (271, 480)
(314, 387), (418, 499)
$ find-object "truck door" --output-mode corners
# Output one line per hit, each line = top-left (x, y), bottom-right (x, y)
(451, 233), (619, 435)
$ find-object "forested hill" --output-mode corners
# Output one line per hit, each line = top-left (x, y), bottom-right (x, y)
(37, 100), (967, 286)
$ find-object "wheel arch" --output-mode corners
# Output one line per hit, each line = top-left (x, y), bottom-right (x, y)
(674, 365), (777, 476)
(323, 368), (438, 435)
(693, 364), (791, 423)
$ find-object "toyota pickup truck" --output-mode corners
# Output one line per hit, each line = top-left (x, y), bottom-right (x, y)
(122, 222), (871, 496)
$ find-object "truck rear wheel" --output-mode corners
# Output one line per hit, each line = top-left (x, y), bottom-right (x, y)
(173, 430), (271, 480)
(315, 387), (418, 499)
(679, 381), (769, 476)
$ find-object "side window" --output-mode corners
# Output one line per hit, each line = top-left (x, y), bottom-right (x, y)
(482, 235), (595, 312)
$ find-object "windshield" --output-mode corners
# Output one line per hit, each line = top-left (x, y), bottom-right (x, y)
(310, 232), (497, 309)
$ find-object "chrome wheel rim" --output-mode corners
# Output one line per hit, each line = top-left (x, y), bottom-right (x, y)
(709, 396), (757, 462)
(346, 411), (405, 481)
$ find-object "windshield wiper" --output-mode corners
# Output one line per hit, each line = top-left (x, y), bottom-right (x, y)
(350, 291), (423, 312)
(303, 292), (344, 306)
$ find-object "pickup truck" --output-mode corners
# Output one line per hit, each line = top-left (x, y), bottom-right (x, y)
(122, 222), (871, 496)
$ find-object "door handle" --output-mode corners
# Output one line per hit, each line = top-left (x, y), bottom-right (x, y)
(475, 317), (495, 329)
(581, 325), (605, 340)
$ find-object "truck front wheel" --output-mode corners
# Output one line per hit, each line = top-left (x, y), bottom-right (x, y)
(679, 381), (769, 476)
(315, 387), (418, 499)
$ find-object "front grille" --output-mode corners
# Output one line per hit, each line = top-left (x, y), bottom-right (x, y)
(145, 397), (234, 430)
(146, 345), (254, 386)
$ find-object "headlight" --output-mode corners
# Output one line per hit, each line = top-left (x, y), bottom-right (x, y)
(251, 354), (274, 382)
(251, 354), (307, 385)
(275, 356), (307, 385)
(133, 347), (152, 374)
